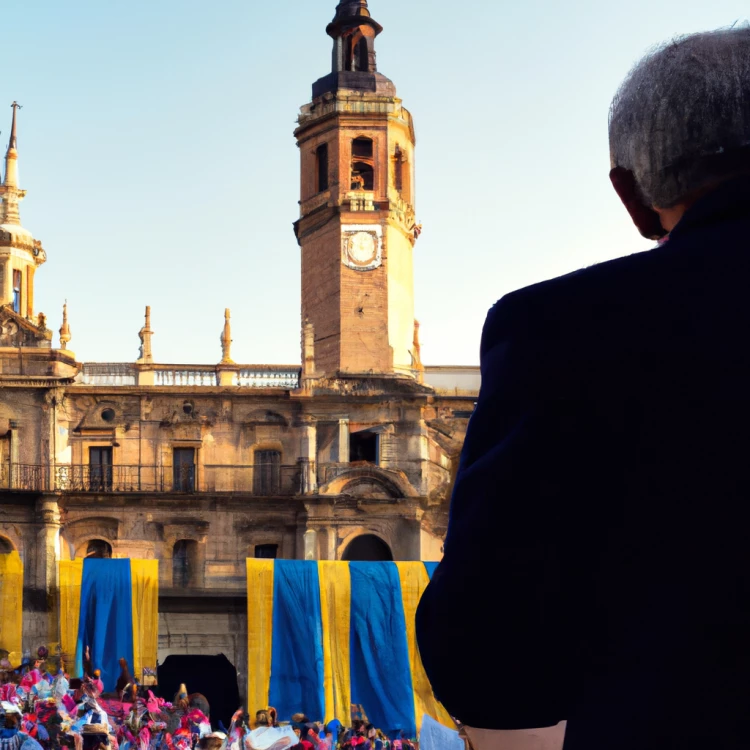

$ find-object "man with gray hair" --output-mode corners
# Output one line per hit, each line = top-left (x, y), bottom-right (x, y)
(417, 27), (750, 750)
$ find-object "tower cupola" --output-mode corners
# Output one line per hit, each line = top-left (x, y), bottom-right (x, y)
(313, 0), (394, 98)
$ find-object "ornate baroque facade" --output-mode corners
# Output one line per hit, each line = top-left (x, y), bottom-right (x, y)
(0, 1), (479, 699)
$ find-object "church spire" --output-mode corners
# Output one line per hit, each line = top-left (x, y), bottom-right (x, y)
(0, 102), (26, 225)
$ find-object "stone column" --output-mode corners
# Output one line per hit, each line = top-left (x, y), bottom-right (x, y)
(9, 420), (20, 488)
(324, 527), (338, 561)
(36, 496), (61, 647)
(299, 420), (317, 494)
(303, 529), (317, 561)
(337, 419), (350, 463)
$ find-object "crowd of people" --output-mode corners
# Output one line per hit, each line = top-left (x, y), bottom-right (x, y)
(0, 648), (421, 750)
(244, 708), (418, 750)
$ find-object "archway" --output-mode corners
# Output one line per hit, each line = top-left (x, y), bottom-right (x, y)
(342, 534), (393, 562)
(0, 536), (14, 554)
(172, 540), (199, 587)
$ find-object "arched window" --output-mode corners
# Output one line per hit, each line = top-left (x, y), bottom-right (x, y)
(351, 137), (374, 191)
(0, 536), (14, 554)
(344, 33), (370, 73)
(86, 539), (112, 559)
(173, 540), (199, 588)
(342, 534), (393, 562)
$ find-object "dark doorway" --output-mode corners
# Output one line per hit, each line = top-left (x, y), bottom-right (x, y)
(172, 540), (199, 587)
(350, 431), (378, 464)
(86, 539), (112, 559)
(254, 450), (281, 495)
(342, 534), (393, 562)
(89, 447), (113, 491)
(173, 448), (196, 492)
(157, 654), (240, 730)
(254, 544), (278, 559)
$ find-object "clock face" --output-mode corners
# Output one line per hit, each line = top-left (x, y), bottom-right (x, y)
(342, 227), (382, 271)
(348, 232), (376, 264)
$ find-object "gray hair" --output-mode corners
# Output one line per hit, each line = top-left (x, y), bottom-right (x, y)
(609, 26), (750, 208)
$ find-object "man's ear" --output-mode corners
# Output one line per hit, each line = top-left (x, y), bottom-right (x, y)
(610, 167), (667, 240)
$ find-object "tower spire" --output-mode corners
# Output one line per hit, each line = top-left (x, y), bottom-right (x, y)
(138, 306), (154, 364)
(59, 300), (71, 350)
(8, 101), (19, 152)
(220, 308), (234, 364)
(0, 102), (26, 225)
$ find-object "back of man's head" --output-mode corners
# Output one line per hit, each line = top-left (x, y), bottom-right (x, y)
(610, 26), (750, 210)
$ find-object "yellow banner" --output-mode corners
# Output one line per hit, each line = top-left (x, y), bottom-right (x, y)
(130, 560), (159, 682)
(247, 559), (275, 713)
(319, 561), (352, 724)
(59, 560), (83, 671)
(396, 562), (454, 733)
(0, 550), (23, 662)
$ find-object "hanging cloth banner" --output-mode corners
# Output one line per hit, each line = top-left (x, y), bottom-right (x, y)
(59, 559), (158, 689)
(76, 559), (134, 693)
(0, 549), (23, 663)
(130, 560), (159, 684)
(246, 560), (449, 739)
(269, 561), (325, 721)
(59, 560), (84, 671)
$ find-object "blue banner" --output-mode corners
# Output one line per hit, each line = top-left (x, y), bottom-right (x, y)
(76, 559), (135, 692)
(269, 561), (326, 721)
(349, 563), (416, 737)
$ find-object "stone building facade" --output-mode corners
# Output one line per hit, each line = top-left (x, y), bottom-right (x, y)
(0, 0), (479, 700)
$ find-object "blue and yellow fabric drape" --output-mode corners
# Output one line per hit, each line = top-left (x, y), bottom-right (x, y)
(246, 560), (451, 738)
(59, 559), (158, 691)
(0, 549), (23, 663)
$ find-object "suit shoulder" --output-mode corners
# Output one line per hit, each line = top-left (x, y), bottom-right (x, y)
(482, 247), (661, 353)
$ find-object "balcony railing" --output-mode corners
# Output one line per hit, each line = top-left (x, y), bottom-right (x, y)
(0, 463), (305, 495)
(0, 464), (50, 491)
(80, 363), (301, 389)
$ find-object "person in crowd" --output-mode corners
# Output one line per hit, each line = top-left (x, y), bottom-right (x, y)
(416, 25), (750, 750)
(1, 710), (44, 750)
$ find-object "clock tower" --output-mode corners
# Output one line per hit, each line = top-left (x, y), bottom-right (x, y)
(294, 0), (421, 378)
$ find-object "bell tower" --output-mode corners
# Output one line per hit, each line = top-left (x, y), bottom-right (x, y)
(294, 0), (421, 378)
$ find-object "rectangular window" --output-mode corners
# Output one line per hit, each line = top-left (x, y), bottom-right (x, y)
(173, 448), (196, 492)
(316, 143), (329, 193)
(254, 450), (281, 495)
(255, 544), (279, 559)
(12, 270), (21, 314)
(89, 447), (113, 492)
(349, 431), (379, 464)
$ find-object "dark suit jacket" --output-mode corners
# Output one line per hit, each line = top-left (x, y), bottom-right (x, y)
(416, 177), (750, 749)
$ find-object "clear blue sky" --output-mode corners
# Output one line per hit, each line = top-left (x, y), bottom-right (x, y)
(3, 1), (748, 366)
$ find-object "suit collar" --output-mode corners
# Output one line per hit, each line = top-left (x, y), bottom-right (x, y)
(669, 175), (750, 240)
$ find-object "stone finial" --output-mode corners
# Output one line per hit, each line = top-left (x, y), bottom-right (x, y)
(302, 318), (316, 378)
(220, 308), (234, 364)
(138, 305), (154, 364)
(59, 300), (71, 350)
(412, 319), (424, 383)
